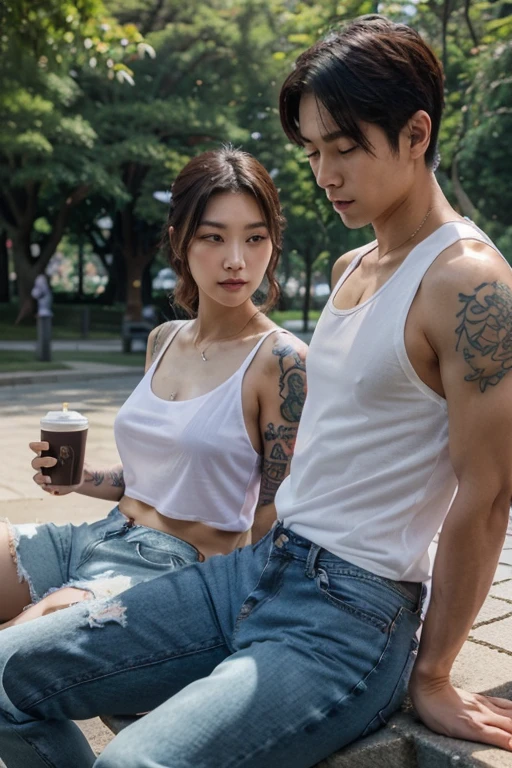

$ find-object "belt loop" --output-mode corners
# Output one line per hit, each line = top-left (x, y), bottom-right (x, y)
(305, 543), (322, 578)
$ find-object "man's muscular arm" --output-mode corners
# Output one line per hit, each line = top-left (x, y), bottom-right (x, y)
(409, 241), (512, 750)
(252, 333), (308, 543)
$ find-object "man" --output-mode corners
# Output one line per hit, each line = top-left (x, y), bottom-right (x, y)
(1, 15), (511, 768)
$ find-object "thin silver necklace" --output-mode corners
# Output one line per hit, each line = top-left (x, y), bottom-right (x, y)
(167, 310), (261, 401)
(196, 309), (261, 362)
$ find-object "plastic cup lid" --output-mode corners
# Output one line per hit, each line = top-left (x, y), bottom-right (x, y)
(41, 404), (88, 431)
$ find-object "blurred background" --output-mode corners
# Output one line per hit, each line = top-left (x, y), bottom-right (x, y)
(1, 0), (511, 372)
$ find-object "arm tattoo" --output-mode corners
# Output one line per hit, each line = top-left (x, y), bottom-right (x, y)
(264, 423), (298, 453)
(257, 341), (306, 507)
(84, 469), (105, 486)
(272, 342), (307, 422)
(84, 469), (124, 488)
(455, 281), (512, 393)
(259, 450), (288, 507)
(108, 469), (124, 488)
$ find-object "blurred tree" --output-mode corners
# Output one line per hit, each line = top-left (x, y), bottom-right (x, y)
(0, 0), (144, 320)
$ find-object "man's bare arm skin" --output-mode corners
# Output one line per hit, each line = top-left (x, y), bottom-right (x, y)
(251, 333), (308, 543)
(409, 241), (512, 750)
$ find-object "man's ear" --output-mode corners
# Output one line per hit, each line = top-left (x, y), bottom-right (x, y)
(407, 110), (431, 160)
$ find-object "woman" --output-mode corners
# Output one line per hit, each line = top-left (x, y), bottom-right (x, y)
(0, 147), (308, 628)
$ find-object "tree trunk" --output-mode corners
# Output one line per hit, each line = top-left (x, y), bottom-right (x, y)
(0, 231), (9, 303)
(12, 233), (36, 323)
(125, 256), (145, 321)
(141, 261), (153, 307)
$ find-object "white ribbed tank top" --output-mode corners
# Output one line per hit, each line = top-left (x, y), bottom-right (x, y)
(114, 325), (277, 532)
(275, 221), (503, 581)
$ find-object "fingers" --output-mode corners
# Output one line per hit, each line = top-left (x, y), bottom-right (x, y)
(29, 441), (49, 453)
(31, 456), (57, 471)
(33, 472), (52, 488)
(486, 695), (512, 711)
(470, 723), (512, 751)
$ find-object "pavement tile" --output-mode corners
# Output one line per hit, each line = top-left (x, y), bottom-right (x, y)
(490, 581), (512, 603)
(499, 549), (512, 567)
(76, 718), (114, 756)
(473, 597), (512, 627)
(493, 564), (512, 583)
(471, 615), (512, 654)
(451, 640), (512, 694)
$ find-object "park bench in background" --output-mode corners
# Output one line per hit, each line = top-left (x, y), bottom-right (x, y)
(121, 320), (153, 353)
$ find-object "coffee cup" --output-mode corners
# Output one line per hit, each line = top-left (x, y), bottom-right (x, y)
(40, 403), (88, 486)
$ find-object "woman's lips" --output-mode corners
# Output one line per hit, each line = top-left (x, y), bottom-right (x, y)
(218, 281), (247, 292)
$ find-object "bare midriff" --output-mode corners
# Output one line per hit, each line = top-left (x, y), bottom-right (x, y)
(118, 495), (251, 560)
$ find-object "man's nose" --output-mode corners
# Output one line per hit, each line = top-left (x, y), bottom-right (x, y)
(315, 155), (343, 191)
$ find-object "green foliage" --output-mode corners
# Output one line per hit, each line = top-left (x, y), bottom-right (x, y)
(2, 0), (511, 316)
(458, 39), (512, 227)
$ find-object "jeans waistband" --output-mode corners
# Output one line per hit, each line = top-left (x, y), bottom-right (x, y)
(272, 522), (423, 604)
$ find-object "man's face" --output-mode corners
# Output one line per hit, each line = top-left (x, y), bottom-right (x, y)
(298, 93), (415, 230)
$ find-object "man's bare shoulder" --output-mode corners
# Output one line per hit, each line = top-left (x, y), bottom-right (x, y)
(419, 238), (512, 364)
(331, 243), (374, 289)
(422, 238), (511, 300)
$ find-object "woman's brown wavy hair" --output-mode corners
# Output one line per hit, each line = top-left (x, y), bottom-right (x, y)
(165, 147), (285, 317)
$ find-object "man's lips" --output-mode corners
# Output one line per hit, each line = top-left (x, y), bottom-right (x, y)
(330, 199), (354, 212)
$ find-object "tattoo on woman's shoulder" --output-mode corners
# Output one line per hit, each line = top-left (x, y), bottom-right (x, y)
(151, 325), (166, 360)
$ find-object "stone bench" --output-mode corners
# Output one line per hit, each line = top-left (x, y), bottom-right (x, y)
(121, 320), (153, 353)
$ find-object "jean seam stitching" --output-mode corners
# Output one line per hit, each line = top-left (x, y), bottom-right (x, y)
(18, 640), (227, 711)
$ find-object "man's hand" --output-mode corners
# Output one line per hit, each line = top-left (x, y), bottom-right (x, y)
(410, 674), (512, 750)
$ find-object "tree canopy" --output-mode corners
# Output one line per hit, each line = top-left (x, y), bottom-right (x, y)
(1, 0), (511, 321)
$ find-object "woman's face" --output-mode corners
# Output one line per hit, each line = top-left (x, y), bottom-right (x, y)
(185, 191), (273, 309)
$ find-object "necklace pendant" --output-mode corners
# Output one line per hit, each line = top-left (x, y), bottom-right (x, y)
(169, 392), (177, 401)
(201, 351), (208, 362)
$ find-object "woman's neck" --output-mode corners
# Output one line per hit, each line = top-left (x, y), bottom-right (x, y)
(192, 299), (260, 345)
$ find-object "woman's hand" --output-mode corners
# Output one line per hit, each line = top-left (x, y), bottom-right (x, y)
(29, 441), (82, 496)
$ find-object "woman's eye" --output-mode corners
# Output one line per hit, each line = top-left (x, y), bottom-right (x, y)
(248, 235), (267, 243)
(201, 234), (223, 242)
(339, 146), (356, 156)
(305, 150), (319, 159)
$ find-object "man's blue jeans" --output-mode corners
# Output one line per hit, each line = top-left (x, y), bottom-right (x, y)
(0, 524), (422, 768)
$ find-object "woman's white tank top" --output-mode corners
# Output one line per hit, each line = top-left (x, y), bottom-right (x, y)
(114, 324), (277, 532)
(275, 221), (505, 581)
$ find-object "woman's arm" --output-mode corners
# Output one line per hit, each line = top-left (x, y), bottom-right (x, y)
(78, 463), (125, 501)
(251, 331), (308, 543)
(30, 443), (125, 501)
